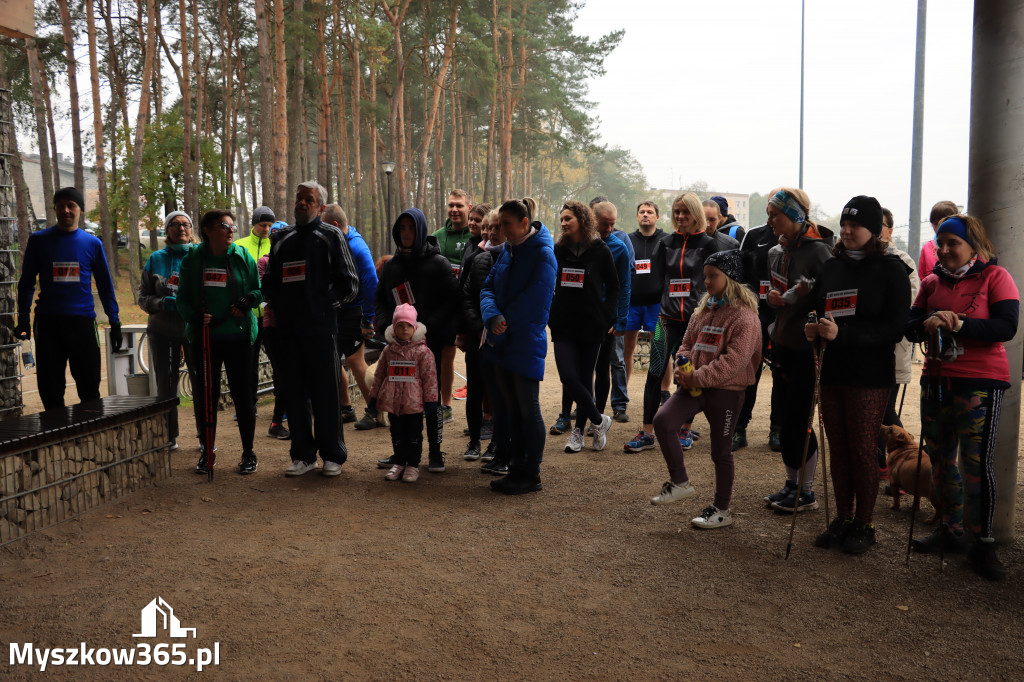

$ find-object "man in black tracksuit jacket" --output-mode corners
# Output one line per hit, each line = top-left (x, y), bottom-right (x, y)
(262, 181), (360, 476)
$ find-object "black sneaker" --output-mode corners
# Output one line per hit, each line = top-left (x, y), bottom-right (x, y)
(912, 525), (968, 555)
(238, 451), (258, 474)
(968, 541), (1007, 581)
(481, 441), (497, 462)
(732, 427), (748, 450)
(613, 409), (629, 423)
(428, 452), (446, 473)
(354, 409), (382, 430)
(768, 425), (782, 451)
(660, 391), (671, 406)
(481, 459), (509, 475)
(194, 453), (208, 475)
(268, 422), (290, 440)
(841, 519), (876, 555)
(815, 516), (851, 549)
(480, 419), (494, 440)
(490, 473), (542, 495)
(764, 480), (797, 506)
(340, 406), (357, 423)
(377, 454), (399, 469)
(771, 489), (818, 513)
(463, 442), (482, 462)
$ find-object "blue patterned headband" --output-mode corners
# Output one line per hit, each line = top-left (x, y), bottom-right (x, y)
(769, 190), (807, 225)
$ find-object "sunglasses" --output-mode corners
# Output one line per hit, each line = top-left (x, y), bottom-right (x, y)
(216, 222), (236, 233)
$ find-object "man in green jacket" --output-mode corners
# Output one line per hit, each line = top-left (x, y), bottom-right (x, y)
(233, 205), (276, 423)
(430, 189), (473, 423)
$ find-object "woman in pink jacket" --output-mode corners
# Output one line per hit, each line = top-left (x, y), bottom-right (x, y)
(651, 250), (762, 528)
(369, 303), (440, 483)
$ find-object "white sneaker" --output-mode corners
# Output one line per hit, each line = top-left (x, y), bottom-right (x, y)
(322, 461), (343, 477)
(564, 427), (584, 453)
(591, 414), (612, 451)
(385, 464), (406, 481)
(691, 504), (733, 529)
(285, 460), (318, 477)
(650, 480), (696, 505)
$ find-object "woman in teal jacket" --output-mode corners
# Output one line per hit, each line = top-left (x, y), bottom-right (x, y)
(177, 209), (263, 475)
(138, 211), (195, 448)
(480, 198), (557, 494)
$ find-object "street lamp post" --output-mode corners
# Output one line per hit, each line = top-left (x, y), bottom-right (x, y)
(382, 161), (395, 255)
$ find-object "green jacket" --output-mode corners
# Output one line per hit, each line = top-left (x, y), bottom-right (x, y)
(431, 220), (471, 266)
(177, 242), (263, 344)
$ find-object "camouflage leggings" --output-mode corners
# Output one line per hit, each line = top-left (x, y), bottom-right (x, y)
(921, 383), (1004, 538)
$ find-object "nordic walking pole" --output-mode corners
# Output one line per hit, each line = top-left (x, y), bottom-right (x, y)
(785, 312), (824, 559)
(906, 332), (938, 566)
(202, 311), (216, 481)
(815, 338), (830, 528)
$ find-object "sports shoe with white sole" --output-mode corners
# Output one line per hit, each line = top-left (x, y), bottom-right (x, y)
(322, 461), (344, 477)
(564, 427), (584, 453)
(401, 466), (420, 483)
(650, 480), (696, 505)
(691, 505), (733, 529)
(591, 414), (612, 451)
(285, 460), (318, 477)
(385, 464), (405, 481)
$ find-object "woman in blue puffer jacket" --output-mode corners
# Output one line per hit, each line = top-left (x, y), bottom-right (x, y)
(138, 211), (196, 448)
(480, 198), (557, 495)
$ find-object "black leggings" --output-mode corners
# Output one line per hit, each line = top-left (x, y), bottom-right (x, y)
(149, 332), (191, 441)
(738, 324), (780, 429)
(191, 334), (255, 453)
(643, 317), (687, 425)
(465, 345), (484, 442)
(389, 412), (424, 467)
(34, 315), (100, 411)
(594, 332), (615, 413)
(553, 341), (602, 431)
(771, 345), (817, 471)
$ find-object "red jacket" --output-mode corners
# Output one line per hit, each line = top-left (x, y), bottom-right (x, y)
(369, 322), (439, 415)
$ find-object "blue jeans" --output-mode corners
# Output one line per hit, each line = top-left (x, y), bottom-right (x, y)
(611, 334), (629, 411)
(491, 364), (545, 476)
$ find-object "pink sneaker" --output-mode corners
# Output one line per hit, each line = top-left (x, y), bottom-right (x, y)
(402, 466), (420, 483)
(385, 464), (405, 481)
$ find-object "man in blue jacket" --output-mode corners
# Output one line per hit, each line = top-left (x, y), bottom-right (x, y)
(322, 203), (379, 426)
(592, 202), (632, 420)
(17, 187), (122, 410)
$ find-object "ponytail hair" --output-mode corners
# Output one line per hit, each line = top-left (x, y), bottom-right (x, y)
(498, 197), (535, 224)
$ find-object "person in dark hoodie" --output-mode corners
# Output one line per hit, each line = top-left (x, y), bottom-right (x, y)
(804, 196), (911, 554)
(480, 198), (557, 494)
(261, 181), (360, 478)
(549, 201), (619, 454)
(711, 195), (745, 243)
(624, 192), (723, 453)
(374, 206), (461, 473)
(763, 187), (834, 513)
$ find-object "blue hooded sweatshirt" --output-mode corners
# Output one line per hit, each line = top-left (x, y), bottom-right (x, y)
(480, 222), (557, 381)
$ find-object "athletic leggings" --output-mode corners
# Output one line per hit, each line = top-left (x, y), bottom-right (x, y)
(594, 331), (615, 413)
(553, 341), (602, 431)
(653, 387), (745, 510)
(921, 382), (1004, 539)
(820, 385), (890, 523)
(643, 317), (687, 425)
(771, 345), (817, 491)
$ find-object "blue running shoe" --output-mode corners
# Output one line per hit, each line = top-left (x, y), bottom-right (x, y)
(678, 428), (693, 450)
(624, 430), (656, 453)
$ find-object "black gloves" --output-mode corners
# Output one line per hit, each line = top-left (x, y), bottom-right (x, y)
(14, 320), (30, 341)
(233, 294), (257, 310)
(110, 322), (123, 352)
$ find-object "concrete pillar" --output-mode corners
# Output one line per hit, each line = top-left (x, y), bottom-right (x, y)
(967, 0), (1024, 542)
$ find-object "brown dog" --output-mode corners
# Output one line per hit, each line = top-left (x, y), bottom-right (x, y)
(880, 424), (938, 524)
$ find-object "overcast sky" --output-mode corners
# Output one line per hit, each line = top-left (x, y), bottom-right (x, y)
(573, 0), (973, 228)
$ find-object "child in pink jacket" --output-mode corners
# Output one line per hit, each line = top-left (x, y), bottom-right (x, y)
(369, 303), (439, 483)
(651, 250), (762, 528)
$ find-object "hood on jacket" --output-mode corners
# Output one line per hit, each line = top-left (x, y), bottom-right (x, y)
(384, 320), (428, 344)
(781, 222), (834, 250)
(509, 221), (553, 256)
(393, 208), (430, 254)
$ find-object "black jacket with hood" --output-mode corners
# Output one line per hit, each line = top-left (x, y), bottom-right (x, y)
(739, 222), (779, 327)
(548, 237), (619, 343)
(767, 222), (835, 349)
(375, 207), (461, 345)
(461, 246), (499, 338)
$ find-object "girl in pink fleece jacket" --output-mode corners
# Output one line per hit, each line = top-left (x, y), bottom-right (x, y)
(369, 303), (439, 483)
(651, 250), (762, 528)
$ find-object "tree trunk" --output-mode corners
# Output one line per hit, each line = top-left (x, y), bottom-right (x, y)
(254, 0), (275, 210)
(37, 52), (62, 195)
(178, 0), (194, 225)
(273, 0), (289, 213)
(126, 0), (159, 299)
(56, 0), (85, 199)
(25, 40), (56, 225)
(368, 53), (382, 254)
(86, 0), (115, 271)
(315, 0), (329, 194)
(414, 1), (459, 212)
(190, 0), (202, 220)
(286, 0), (306, 192)
(346, 7), (362, 229)
(241, 71), (259, 209)
(380, 0), (412, 212)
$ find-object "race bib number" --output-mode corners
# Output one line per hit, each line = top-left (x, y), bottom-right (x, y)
(634, 259), (651, 275)
(203, 268), (228, 287)
(694, 325), (724, 353)
(668, 278), (691, 298)
(452, 263), (462, 278)
(167, 271), (179, 292)
(52, 261), (80, 283)
(282, 260), (306, 283)
(560, 268), (585, 288)
(758, 280), (770, 300)
(824, 289), (858, 318)
(388, 360), (416, 382)
(770, 269), (788, 293)
(392, 281), (416, 305)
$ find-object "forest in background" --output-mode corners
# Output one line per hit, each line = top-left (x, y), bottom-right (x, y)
(0, 0), (653, 298)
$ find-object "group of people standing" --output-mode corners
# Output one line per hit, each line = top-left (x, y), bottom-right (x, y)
(15, 183), (1020, 578)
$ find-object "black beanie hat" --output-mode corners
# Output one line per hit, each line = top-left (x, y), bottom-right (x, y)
(841, 195), (883, 236)
(53, 187), (85, 212)
(252, 206), (276, 225)
(704, 249), (744, 283)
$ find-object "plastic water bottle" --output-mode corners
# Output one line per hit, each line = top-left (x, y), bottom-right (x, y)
(676, 355), (702, 397)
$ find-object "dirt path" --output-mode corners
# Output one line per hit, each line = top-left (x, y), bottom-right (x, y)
(2, 347), (1023, 680)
